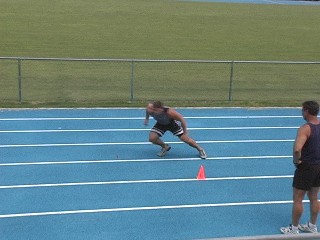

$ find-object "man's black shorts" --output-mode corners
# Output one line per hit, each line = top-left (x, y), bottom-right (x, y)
(151, 120), (184, 137)
(293, 162), (320, 190)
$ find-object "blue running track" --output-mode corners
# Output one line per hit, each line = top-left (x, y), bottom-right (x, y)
(0, 107), (315, 239)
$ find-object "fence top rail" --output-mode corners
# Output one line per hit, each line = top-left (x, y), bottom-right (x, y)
(0, 57), (319, 64)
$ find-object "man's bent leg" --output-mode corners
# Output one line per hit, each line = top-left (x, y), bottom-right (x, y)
(179, 134), (200, 150)
(149, 132), (171, 157)
(179, 134), (207, 159)
(149, 132), (166, 147)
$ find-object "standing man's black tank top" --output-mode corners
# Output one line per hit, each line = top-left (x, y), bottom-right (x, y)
(301, 123), (320, 165)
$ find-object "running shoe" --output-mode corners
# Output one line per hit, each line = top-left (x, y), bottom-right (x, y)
(280, 224), (299, 234)
(299, 222), (318, 233)
(157, 145), (171, 157)
(199, 148), (207, 159)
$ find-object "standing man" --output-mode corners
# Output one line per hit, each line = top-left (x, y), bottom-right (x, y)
(144, 101), (207, 159)
(281, 100), (320, 234)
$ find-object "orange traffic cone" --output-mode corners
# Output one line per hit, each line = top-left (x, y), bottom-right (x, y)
(197, 165), (206, 180)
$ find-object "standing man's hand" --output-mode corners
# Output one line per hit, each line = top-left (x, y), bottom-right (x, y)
(294, 159), (302, 167)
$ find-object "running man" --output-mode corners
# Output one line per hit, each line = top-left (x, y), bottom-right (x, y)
(281, 100), (320, 234)
(144, 101), (207, 159)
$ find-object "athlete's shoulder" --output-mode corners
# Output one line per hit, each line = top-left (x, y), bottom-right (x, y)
(163, 106), (170, 111)
(166, 107), (183, 118)
(300, 123), (311, 130)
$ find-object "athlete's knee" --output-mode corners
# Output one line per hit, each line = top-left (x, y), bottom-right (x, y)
(179, 134), (188, 142)
(149, 133), (159, 143)
(149, 135), (155, 143)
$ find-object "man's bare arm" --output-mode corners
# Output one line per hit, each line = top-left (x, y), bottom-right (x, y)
(293, 124), (310, 165)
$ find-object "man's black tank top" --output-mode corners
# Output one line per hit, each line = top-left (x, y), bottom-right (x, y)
(301, 123), (320, 165)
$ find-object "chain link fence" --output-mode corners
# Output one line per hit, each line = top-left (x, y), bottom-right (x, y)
(0, 57), (319, 105)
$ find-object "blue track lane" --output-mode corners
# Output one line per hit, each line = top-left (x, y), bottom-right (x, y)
(0, 107), (314, 239)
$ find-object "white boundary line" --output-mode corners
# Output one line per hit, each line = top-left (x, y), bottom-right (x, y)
(0, 175), (293, 189)
(0, 139), (294, 148)
(262, 0), (286, 4)
(0, 126), (298, 133)
(0, 155), (291, 167)
(0, 200), (308, 219)
(0, 116), (301, 121)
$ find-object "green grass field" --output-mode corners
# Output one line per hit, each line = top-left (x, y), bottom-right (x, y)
(0, 0), (320, 107)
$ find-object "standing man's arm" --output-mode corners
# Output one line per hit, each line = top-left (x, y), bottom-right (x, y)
(293, 124), (310, 165)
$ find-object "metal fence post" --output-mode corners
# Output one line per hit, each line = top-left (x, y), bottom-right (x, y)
(18, 58), (22, 102)
(228, 61), (234, 101)
(130, 60), (135, 102)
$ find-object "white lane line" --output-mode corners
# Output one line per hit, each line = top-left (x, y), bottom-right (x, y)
(0, 116), (301, 121)
(0, 155), (291, 167)
(0, 139), (294, 148)
(0, 117), (144, 121)
(0, 200), (307, 219)
(0, 175), (293, 189)
(262, 0), (286, 4)
(0, 126), (298, 133)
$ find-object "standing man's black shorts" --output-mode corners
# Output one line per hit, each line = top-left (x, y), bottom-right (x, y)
(293, 162), (320, 190)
